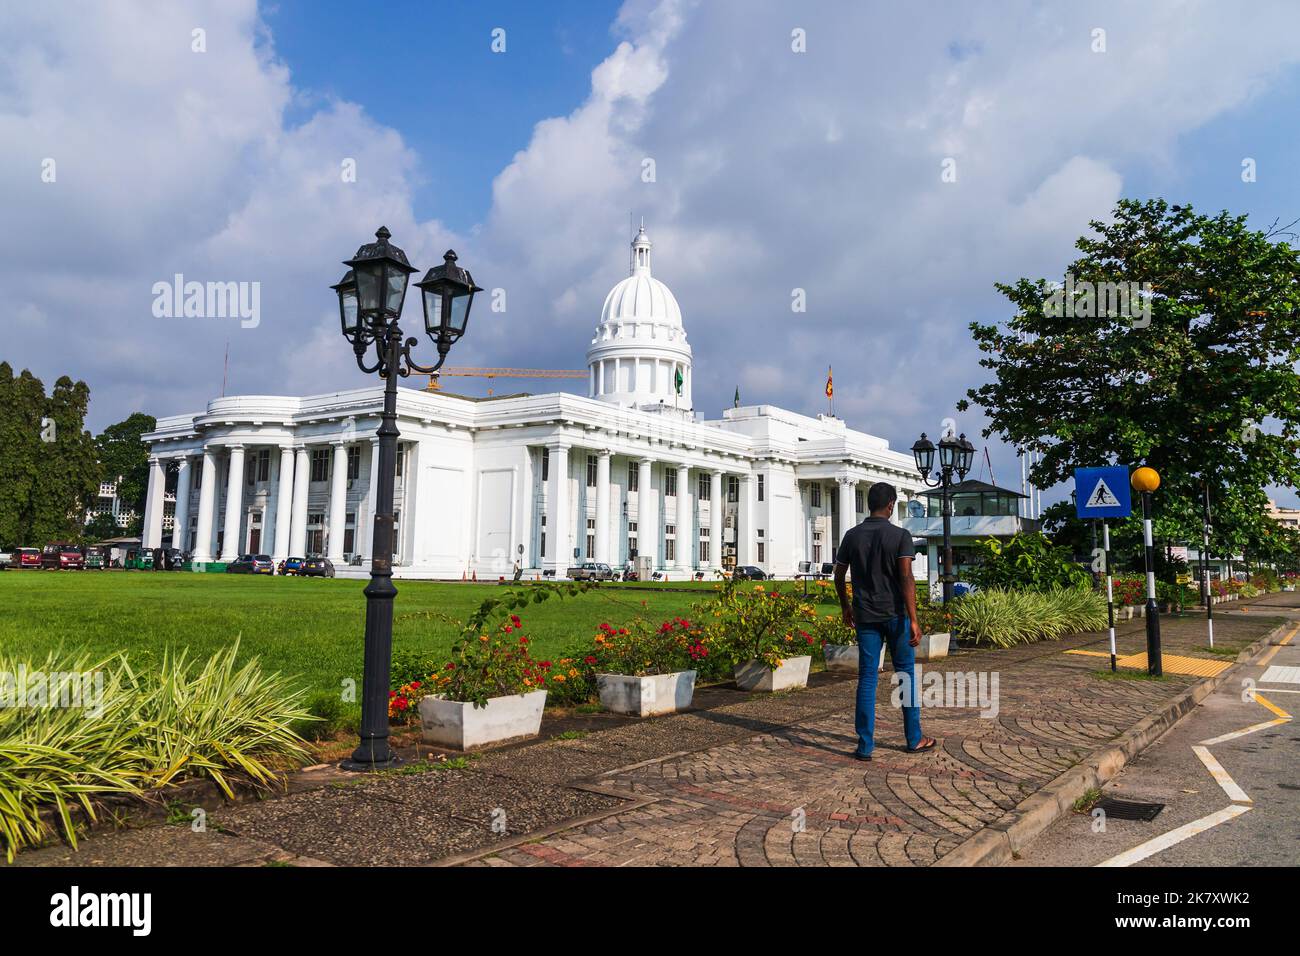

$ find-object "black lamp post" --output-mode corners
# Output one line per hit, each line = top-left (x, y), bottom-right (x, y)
(336, 229), (480, 771)
(912, 431), (974, 604)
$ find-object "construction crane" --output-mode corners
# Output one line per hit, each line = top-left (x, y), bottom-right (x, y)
(426, 366), (587, 396)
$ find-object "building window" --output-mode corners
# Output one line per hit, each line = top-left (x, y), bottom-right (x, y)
(627, 462), (638, 491)
(255, 448), (270, 482)
(810, 484), (822, 507)
(586, 455), (597, 487)
(586, 518), (595, 557)
(541, 448), (549, 483)
(343, 512), (356, 556)
(698, 475), (710, 500)
(628, 521), (638, 558)
(395, 445), (404, 478)
(310, 449), (329, 483)
(813, 530), (823, 564)
(665, 469), (676, 497)
(540, 514), (547, 558)
(757, 542), (765, 563)
(306, 513), (325, 555)
(665, 523), (676, 562)
(855, 488), (864, 514)
(727, 476), (739, 503)
(392, 510), (401, 558)
(192, 467), (201, 490)
(347, 446), (360, 480)
(699, 537), (711, 564)
(757, 474), (764, 502)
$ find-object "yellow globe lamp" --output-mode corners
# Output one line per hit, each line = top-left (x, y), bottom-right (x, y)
(1131, 467), (1160, 493)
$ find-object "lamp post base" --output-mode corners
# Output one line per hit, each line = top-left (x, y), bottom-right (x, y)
(340, 743), (403, 773)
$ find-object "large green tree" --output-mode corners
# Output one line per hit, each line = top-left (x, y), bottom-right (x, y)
(95, 412), (157, 518)
(0, 364), (100, 547)
(960, 199), (1300, 563)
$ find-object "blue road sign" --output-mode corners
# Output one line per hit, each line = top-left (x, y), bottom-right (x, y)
(1074, 466), (1132, 519)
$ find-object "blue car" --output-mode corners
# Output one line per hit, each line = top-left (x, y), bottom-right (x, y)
(278, 556), (306, 576)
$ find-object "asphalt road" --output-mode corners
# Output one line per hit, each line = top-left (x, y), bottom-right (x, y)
(1014, 597), (1300, 867)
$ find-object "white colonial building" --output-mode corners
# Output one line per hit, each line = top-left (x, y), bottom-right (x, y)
(141, 227), (924, 579)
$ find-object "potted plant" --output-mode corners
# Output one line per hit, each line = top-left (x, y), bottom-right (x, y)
(705, 584), (814, 692)
(588, 618), (702, 717)
(418, 610), (549, 750)
(913, 600), (953, 661)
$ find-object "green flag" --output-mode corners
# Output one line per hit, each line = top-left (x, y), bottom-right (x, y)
(733, 386), (740, 408)
(674, 367), (683, 395)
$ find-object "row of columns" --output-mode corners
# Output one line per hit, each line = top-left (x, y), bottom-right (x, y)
(544, 443), (755, 571)
(145, 439), (380, 565)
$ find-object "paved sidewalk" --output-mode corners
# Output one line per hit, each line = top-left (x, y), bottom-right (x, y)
(10, 596), (1288, 868)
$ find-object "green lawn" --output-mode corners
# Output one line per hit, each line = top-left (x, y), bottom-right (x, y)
(0, 572), (726, 700)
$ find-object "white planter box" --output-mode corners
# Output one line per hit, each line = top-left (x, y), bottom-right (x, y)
(915, 632), (950, 661)
(419, 689), (547, 750)
(596, 670), (696, 717)
(734, 655), (811, 692)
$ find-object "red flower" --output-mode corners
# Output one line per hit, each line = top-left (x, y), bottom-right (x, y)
(504, 624), (514, 633)
(541, 660), (552, 670)
(388, 690), (397, 698)
(445, 662), (456, 671)
(584, 655), (598, 665)
(410, 680), (421, 689)
(511, 614), (522, 626)
(393, 696), (409, 711)
(519, 636), (529, 645)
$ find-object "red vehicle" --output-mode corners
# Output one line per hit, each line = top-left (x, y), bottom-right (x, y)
(41, 543), (85, 570)
(13, 548), (42, 569)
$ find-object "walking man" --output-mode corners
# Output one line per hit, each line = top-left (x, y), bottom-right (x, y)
(833, 481), (936, 760)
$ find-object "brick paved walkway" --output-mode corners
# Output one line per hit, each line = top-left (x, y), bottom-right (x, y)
(10, 598), (1287, 867)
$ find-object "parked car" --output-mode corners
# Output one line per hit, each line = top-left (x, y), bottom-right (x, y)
(566, 561), (617, 582)
(13, 548), (42, 569)
(0, 550), (10, 570)
(225, 554), (274, 575)
(278, 556), (307, 576)
(299, 557), (335, 578)
(732, 565), (768, 580)
(84, 548), (105, 569)
(41, 543), (85, 570)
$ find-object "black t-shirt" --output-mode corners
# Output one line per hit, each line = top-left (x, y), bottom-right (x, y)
(834, 517), (916, 623)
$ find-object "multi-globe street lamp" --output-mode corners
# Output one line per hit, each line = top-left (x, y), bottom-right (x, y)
(335, 228), (481, 771)
(911, 431), (975, 604)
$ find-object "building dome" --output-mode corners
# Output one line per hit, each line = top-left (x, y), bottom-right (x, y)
(587, 224), (693, 409)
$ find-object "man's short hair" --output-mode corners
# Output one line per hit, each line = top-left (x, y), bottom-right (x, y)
(867, 482), (897, 513)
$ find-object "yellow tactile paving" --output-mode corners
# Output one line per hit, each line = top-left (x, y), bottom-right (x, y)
(1063, 648), (1232, 676)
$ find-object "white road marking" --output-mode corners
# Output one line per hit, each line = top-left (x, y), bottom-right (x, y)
(1199, 718), (1290, 746)
(1097, 805), (1252, 868)
(1191, 745), (1251, 803)
(1259, 664), (1300, 684)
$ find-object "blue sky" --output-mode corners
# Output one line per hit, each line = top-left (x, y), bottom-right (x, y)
(6, 0), (1300, 507)
(264, 0), (624, 229)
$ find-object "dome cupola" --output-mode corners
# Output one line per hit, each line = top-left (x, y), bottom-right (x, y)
(586, 223), (693, 409)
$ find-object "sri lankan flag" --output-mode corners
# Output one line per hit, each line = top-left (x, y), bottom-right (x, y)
(825, 366), (833, 399)
(674, 367), (684, 395)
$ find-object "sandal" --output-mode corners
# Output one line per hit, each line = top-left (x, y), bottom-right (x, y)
(907, 737), (938, 753)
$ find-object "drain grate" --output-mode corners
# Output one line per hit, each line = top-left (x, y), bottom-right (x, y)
(1095, 797), (1165, 821)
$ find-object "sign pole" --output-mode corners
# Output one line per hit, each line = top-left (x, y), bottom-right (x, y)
(1103, 520), (1116, 672)
(1140, 487), (1162, 676)
(1203, 483), (1214, 649)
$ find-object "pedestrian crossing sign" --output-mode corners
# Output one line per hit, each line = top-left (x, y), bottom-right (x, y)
(1074, 466), (1132, 519)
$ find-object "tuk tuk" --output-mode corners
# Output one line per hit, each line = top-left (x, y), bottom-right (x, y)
(124, 547), (154, 570)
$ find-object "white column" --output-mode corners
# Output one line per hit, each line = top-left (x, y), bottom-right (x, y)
(360, 437), (379, 562)
(594, 450), (611, 564)
(272, 444), (295, 561)
(143, 456), (166, 548)
(289, 445), (310, 557)
(193, 448), (218, 562)
(327, 441), (349, 561)
(677, 463), (693, 571)
(838, 475), (857, 547)
(638, 458), (657, 566)
(172, 457), (192, 552)
(220, 445), (245, 561)
(548, 443), (570, 573)
(739, 473), (755, 565)
(709, 470), (723, 567)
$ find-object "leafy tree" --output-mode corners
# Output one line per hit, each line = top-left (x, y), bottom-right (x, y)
(95, 412), (157, 517)
(85, 511), (122, 542)
(0, 365), (98, 547)
(966, 532), (1091, 592)
(961, 199), (1300, 565)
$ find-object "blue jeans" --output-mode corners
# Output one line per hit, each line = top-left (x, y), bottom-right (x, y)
(855, 617), (923, 756)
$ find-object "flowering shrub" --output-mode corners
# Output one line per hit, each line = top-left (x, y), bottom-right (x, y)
(1111, 575), (1147, 607)
(431, 612), (554, 709)
(388, 680), (425, 723)
(587, 618), (703, 677)
(698, 583), (818, 670)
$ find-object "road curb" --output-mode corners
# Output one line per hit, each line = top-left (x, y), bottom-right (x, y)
(933, 617), (1292, 867)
